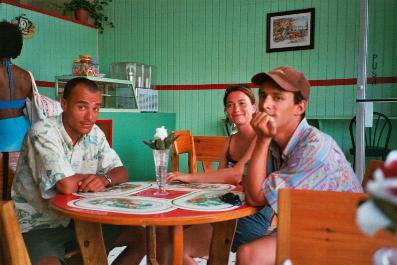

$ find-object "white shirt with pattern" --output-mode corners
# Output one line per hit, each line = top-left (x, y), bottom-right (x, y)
(12, 115), (123, 233)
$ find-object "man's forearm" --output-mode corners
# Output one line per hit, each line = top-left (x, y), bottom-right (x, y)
(244, 137), (271, 206)
(55, 174), (89, 194)
(106, 166), (128, 185)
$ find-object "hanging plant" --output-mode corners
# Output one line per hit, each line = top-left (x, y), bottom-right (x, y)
(62, 0), (114, 33)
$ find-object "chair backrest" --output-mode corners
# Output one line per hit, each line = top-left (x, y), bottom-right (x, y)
(0, 200), (31, 265)
(349, 112), (392, 160)
(171, 130), (196, 173)
(95, 119), (113, 147)
(193, 136), (227, 172)
(277, 189), (396, 265)
(362, 159), (384, 188)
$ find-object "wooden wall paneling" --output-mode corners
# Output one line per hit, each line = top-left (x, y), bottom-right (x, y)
(98, 0), (396, 154)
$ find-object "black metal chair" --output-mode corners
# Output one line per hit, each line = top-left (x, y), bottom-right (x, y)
(349, 112), (392, 166)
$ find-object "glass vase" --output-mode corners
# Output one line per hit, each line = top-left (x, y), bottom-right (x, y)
(153, 149), (169, 196)
(373, 248), (397, 265)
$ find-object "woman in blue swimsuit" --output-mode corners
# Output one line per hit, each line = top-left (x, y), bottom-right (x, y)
(0, 21), (32, 199)
(167, 85), (273, 264)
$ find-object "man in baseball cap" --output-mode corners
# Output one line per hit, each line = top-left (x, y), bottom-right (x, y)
(251, 66), (310, 99)
(238, 66), (362, 264)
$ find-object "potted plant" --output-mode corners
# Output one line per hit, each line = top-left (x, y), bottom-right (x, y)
(62, 0), (114, 33)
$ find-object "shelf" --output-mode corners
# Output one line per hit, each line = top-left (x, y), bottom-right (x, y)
(55, 75), (140, 111)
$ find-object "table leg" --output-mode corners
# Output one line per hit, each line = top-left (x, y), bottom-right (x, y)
(146, 226), (159, 265)
(74, 220), (108, 265)
(172, 225), (183, 265)
(207, 219), (237, 265)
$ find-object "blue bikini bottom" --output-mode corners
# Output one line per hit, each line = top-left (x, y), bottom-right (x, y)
(0, 116), (30, 152)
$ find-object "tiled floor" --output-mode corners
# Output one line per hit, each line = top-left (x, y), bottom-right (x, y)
(108, 247), (236, 265)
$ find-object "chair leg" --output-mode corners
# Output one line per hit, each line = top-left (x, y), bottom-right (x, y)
(2, 153), (9, 201)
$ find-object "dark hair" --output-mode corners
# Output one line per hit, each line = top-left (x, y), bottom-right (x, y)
(223, 84), (256, 107)
(63, 77), (99, 100)
(0, 21), (23, 59)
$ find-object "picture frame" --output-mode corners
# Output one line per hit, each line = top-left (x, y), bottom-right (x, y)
(266, 8), (315, 53)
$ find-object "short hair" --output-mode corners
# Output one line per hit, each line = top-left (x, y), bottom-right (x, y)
(223, 84), (256, 107)
(63, 77), (99, 100)
(0, 21), (23, 59)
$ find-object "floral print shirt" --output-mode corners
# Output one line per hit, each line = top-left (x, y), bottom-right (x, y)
(264, 119), (363, 212)
(12, 115), (123, 233)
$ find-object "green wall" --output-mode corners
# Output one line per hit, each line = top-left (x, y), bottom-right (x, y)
(0, 3), (97, 97)
(0, 2), (176, 180)
(98, 112), (176, 181)
(99, 0), (397, 158)
(1, 1), (396, 166)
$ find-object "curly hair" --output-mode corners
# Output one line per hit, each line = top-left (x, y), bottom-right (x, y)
(0, 21), (23, 59)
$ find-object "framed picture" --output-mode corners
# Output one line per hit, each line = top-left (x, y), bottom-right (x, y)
(266, 8), (315, 53)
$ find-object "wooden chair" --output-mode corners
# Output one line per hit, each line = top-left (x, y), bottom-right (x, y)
(362, 159), (384, 189)
(277, 189), (396, 265)
(349, 112), (392, 167)
(0, 152), (20, 201)
(171, 130), (196, 173)
(96, 119), (113, 147)
(171, 131), (227, 173)
(0, 200), (31, 265)
(193, 136), (227, 172)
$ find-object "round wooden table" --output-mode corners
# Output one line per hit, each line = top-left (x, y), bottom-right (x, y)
(50, 184), (259, 265)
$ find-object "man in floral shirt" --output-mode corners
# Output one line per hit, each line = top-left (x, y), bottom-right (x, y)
(238, 66), (363, 264)
(12, 78), (135, 265)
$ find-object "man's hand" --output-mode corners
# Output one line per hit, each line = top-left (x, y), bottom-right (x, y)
(250, 112), (277, 139)
(78, 175), (108, 192)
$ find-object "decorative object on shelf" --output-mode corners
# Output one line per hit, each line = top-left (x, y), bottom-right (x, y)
(72, 54), (100, 76)
(11, 14), (35, 38)
(62, 0), (114, 33)
(266, 8), (315, 53)
(144, 126), (178, 196)
(356, 151), (397, 265)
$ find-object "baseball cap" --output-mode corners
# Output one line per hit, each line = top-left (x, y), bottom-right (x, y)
(251, 66), (310, 99)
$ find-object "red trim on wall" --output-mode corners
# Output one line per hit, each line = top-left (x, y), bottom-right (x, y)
(36, 76), (397, 90)
(309, 78), (357, 86)
(36, 80), (55, 87)
(35, 76), (397, 90)
(155, 76), (396, 91)
(1, 0), (96, 29)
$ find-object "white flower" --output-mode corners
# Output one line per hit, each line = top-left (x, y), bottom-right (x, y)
(356, 200), (392, 236)
(154, 126), (168, 141)
(356, 150), (397, 236)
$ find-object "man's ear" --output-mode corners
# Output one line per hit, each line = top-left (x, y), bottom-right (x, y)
(61, 98), (67, 111)
(294, 100), (307, 116)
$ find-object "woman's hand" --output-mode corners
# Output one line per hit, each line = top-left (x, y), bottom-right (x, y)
(167, 171), (192, 183)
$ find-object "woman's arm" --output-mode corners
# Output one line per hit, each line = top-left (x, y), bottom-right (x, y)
(167, 137), (256, 185)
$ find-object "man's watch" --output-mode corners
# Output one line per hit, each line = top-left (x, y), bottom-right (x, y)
(102, 173), (112, 186)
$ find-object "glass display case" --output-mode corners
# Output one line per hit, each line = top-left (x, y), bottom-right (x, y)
(55, 75), (140, 112)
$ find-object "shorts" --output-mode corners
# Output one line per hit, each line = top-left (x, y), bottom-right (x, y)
(0, 116), (30, 152)
(22, 221), (125, 265)
(231, 205), (273, 252)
